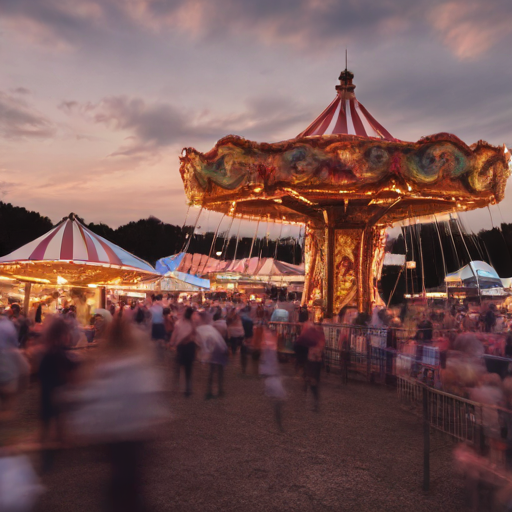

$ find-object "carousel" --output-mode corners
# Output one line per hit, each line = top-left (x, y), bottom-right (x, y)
(0, 213), (160, 312)
(179, 68), (512, 318)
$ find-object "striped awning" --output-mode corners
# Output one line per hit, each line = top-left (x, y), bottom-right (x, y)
(297, 69), (394, 141)
(0, 213), (158, 285)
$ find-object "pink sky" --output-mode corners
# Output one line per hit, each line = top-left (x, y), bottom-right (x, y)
(1, 0), (511, 234)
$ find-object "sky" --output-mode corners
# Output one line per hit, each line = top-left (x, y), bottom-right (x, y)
(1, 0), (512, 239)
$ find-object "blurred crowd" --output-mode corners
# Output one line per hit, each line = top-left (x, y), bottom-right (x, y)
(0, 295), (326, 511)
(4, 289), (512, 511)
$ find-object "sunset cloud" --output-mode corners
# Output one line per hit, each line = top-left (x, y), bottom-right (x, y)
(0, 91), (55, 140)
(3, 0), (512, 59)
(59, 93), (313, 156)
(430, 1), (512, 59)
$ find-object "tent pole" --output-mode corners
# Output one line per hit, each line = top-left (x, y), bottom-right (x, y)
(100, 286), (106, 309)
(23, 282), (32, 316)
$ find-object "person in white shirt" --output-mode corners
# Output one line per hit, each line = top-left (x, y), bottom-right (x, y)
(212, 311), (228, 341)
(196, 312), (228, 399)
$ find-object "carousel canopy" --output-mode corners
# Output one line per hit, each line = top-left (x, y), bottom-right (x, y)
(297, 69), (394, 140)
(0, 213), (159, 286)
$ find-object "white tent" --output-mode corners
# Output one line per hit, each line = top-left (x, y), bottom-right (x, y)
(445, 261), (506, 296)
(445, 261), (500, 283)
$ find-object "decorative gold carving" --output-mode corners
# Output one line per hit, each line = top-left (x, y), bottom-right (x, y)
(303, 226), (326, 307)
(333, 230), (360, 313)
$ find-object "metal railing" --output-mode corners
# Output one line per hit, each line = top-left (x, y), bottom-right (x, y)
(397, 376), (482, 444)
(268, 321), (398, 383)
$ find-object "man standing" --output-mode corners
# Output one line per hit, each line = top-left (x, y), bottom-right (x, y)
(196, 312), (228, 399)
(484, 304), (497, 333)
(150, 295), (166, 341)
(240, 306), (254, 375)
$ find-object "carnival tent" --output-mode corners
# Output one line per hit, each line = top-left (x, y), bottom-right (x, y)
(0, 213), (160, 286)
(156, 253), (304, 282)
(445, 261), (504, 291)
(155, 253), (210, 289)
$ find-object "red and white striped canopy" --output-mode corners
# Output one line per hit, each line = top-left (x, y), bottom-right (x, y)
(0, 214), (155, 274)
(297, 70), (394, 141)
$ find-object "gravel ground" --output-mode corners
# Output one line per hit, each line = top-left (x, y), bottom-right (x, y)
(9, 357), (466, 511)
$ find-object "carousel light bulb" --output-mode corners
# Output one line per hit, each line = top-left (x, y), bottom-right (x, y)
(253, 187), (262, 193)
(57, 276), (68, 285)
(407, 185), (412, 191)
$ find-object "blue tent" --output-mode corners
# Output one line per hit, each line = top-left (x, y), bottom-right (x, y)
(156, 253), (210, 289)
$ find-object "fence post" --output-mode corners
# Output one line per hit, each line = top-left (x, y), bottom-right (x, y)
(343, 327), (351, 385)
(366, 336), (371, 382)
(423, 386), (430, 492)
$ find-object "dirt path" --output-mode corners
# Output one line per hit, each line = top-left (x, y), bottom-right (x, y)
(11, 358), (465, 511)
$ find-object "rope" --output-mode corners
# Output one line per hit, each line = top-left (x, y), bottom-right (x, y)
(183, 206), (202, 254)
(274, 222), (284, 260)
(433, 215), (448, 296)
(233, 218), (243, 262)
(401, 225), (409, 298)
(201, 214), (225, 275)
(220, 214), (235, 260)
(245, 219), (260, 273)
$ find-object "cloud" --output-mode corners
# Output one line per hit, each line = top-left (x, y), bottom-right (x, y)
(429, 1), (512, 59)
(0, 91), (55, 140)
(2, 0), (512, 59)
(0, 0), (106, 50)
(59, 93), (313, 156)
(11, 87), (31, 95)
(0, 181), (21, 197)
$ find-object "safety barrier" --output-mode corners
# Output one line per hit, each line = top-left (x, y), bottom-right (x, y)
(397, 376), (481, 443)
(268, 321), (398, 383)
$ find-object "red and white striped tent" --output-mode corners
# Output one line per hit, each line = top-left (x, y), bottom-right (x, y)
(0, 213), (159, 286)
(297, 69), (394, 140)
